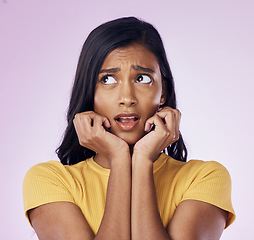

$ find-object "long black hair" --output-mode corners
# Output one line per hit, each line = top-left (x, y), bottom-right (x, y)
(56, 17), (187, 165)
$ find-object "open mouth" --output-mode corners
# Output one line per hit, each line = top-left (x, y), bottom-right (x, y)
(115, 116), (139, 124)
(114, 114), (140, 131)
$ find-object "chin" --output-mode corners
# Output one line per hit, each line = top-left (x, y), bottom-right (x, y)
(116, 131), (144, 146)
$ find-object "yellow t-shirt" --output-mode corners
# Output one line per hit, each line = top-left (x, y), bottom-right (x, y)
(23, 153), (235, 233)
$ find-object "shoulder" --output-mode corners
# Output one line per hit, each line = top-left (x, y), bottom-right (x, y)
(160, 154), (232, 191)
(171, 158), (233, 199)
(182, 159), (230, 179)
(179, 159), (235, 227)
(24, 160), (66, 177)
(160, 154), (230, 180)
(161, 155), (232, 192)
(161, 155), (235, 227)
(23, 160), (89, 183)
(178, 159), (232, 192)
(23, 160), (87, 219)
(23, 161), (71, 188)
(23, 160), (92, 198)
(23, 161), (72, 196)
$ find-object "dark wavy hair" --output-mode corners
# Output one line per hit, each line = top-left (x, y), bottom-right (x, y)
(56, 17), (187, 165)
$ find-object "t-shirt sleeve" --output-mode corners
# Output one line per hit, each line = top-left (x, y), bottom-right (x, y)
(23, 161), (75, 226)
(180, 160), (236, 228)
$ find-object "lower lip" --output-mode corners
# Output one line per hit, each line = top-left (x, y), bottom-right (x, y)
(115, 119), (139, 131)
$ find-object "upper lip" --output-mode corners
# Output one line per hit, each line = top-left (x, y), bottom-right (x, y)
(114, 113), (140, 121)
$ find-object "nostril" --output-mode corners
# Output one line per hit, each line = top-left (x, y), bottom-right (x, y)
(118, 96), (137, 106)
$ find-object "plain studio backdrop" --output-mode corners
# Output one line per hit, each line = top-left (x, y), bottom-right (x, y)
(0, 0), (253, 239)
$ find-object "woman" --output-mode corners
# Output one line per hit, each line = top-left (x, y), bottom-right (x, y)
(23, 17), (235, 239)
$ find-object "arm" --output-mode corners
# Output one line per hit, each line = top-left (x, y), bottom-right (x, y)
(167, 200), (228, 240)
(131, 107), (178, 239)
(29, 157), (131, 240)
(29, 202), (95, 240)
(131, 157), (228, 240)
(131, 107), (228, 239)
(95, 154), (131, 240)
(29, 111), (131, 240)
(131, 155), (170, 240)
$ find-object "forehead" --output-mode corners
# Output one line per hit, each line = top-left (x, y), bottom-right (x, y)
(101, 43), (159, 69)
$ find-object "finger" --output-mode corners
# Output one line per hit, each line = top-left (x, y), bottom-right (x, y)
(92, 115), (107, 136)
(74, 112), (99, 141)
(77, 113), (93, 133)
(73, 113), (92, 146)
(156, 110), (175, 131)
(168, 109), (181, 141)
(102, 117), (111, 129)
(156, 108), (181, 142)
(144, 120), (153, 132)
(75, 112), (110, 129)
(144, 114), (167, 132)
(83, 111), (111, 129)
(145, 115), (171, 151)
(74, 111), (94, 126)
(157, 107), (181, 129)
(173, 109), (181, 140)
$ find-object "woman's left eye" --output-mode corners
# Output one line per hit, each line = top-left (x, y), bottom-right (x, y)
(135, 74), (152, 84)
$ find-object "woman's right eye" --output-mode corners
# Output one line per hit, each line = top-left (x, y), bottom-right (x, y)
(100, 75), (117, 85)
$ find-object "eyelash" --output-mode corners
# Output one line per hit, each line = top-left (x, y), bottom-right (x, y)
(135, 74), (153, 84)
(99, 74), (153, 84)
(100, 74), (116, 84)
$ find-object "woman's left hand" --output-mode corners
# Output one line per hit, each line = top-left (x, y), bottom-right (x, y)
(133, 107), (181, 162)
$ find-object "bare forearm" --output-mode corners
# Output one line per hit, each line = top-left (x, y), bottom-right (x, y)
(95, 157), (131, 240)
(131, 155), (171, 240)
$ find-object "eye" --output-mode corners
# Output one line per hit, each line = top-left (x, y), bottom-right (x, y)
(135, 74), (152, 84)
(100, 75), (117, 85)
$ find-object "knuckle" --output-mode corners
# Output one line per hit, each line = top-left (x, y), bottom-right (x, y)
(162, 106), (171, 110)
(176, 131), (180, 139)
(163, 130), (170, 138)
(172, 134), (177, 140)
(92, 128), (102, 140)
(175, 109), (181, 117)
(85, 134), (92, 142)
(171, 132), (179, 142)
(93, 115), (100, 122)
(79, 138), (86, 146)
(74, 113), (81, 119)
(155, 114), (161, 120)
(91, 131), (98, 139)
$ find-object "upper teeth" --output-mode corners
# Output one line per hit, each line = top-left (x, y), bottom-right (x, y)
(120, 117), (135, 119)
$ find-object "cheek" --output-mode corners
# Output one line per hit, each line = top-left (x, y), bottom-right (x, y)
(145, 89), (163, 111)
(138, 96), (161, 124)
(93, 90), (109, 115)
(144, 103), (159, 118)
(94, 89), (118, 120)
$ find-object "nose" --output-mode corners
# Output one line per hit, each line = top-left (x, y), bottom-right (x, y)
(118, 82), (137, 107)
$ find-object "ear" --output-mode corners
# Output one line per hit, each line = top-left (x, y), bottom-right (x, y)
(160, 85), (167, 106)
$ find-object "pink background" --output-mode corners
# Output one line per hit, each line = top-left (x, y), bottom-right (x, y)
(1, 0), (253, 239)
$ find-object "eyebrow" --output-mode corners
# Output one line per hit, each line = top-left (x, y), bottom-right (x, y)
(99, 67), (120, 74)
(133, 65), (155, 73)
(99, 65), (155, 74)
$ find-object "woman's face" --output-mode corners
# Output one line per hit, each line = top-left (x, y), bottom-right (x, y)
(94, 43), (166, 145)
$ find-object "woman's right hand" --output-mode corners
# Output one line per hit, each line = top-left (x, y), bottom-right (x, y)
(73, 111), (129, 161)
